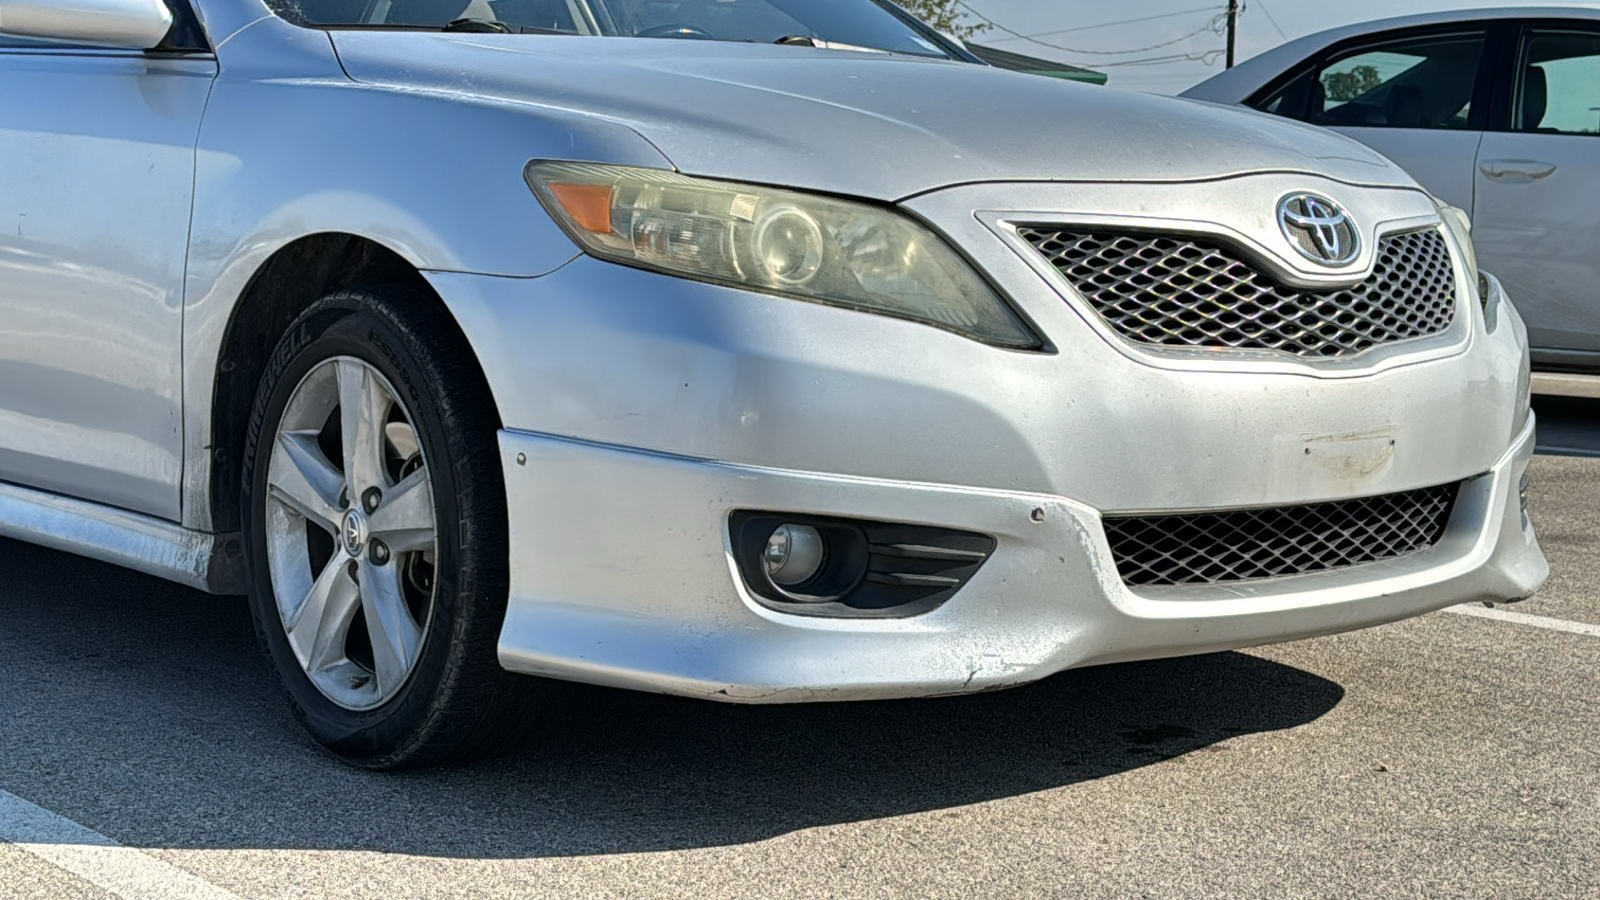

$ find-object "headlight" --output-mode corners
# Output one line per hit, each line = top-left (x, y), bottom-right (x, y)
(525, 161), (1039, 348)
(1431, 197), (1480, 304)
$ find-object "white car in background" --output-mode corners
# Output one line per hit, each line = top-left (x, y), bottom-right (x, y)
(1185, 7), (1600, 378)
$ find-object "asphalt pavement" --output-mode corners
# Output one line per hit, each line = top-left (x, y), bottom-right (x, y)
(0, 399), (1595, 899)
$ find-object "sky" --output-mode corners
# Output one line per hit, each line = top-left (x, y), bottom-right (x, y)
(961, 1), (1600, 94)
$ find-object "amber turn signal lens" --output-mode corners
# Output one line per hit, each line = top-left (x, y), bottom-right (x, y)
(548, 182), (614, 234)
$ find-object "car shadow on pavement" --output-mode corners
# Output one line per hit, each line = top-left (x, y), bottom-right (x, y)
(0, 537), (1343, 859)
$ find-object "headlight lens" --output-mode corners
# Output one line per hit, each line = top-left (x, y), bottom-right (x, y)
(1432, 197), (1480, 303)
(525, 161), (1038, 348)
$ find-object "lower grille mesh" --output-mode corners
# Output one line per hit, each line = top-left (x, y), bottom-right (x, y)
(1104, 483), (1460, 586)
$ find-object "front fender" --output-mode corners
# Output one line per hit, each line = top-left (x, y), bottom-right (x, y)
(180, 14), (671, 529)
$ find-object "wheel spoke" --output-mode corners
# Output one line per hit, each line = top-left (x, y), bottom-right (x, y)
(367, 469), (435, 554)
(269, 431), (345, 533)
(359, 559), (422, 696)
(338, 359), (391, 500)
(285, 552), (359, 673)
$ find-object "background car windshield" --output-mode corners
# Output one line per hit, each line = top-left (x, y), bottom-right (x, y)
(271, 0), (951, 57)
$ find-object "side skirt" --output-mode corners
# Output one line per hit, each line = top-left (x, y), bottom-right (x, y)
(0, 480), (243, 594)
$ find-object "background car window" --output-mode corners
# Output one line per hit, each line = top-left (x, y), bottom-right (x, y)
(1519, 30), (1600, 135)
(1314, 33), (1485, 128)
(1251, 31), (1486, 129)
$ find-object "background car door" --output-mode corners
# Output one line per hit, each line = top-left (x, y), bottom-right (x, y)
(1312, 27), (1495, 211)
(1472, 24), (1600, 367)
(0, 36), (215, 519)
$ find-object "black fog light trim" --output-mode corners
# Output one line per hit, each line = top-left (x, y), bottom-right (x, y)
(730, 511), (997, 619)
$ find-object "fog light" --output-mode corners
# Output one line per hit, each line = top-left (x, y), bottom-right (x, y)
(764, 524), (825, 587)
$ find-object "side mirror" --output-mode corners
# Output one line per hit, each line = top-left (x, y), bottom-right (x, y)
(0, 0), (174, 50)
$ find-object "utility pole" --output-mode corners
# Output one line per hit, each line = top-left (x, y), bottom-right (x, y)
(1226, 0), (1239, 69)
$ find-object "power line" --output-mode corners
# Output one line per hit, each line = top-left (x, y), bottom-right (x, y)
(953, 0), (1224, 56)
(1093, 49), (1227, 68)
(1254, 0), (1290, 41)
(1013, 7), (1221, 40)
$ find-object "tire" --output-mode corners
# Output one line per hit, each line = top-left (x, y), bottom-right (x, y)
(242, 284), (549, 769)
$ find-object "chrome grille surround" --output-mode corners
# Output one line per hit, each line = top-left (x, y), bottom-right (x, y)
(1103, 483), (1460, 586)
(1017, 226), (1457, 358)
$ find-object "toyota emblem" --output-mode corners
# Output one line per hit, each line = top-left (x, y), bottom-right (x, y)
(1278, 193), (1360, 267)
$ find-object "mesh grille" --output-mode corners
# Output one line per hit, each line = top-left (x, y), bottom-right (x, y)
(1104, 483), (1460, 586)
(1018, 226), (1457, 357)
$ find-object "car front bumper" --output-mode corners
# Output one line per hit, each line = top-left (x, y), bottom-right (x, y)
(489, 415), (1542, 702)
(427, 220), (1544, 700)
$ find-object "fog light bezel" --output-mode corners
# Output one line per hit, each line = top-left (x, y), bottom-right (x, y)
(730, 511), (997, 619)
(734, 515), (870, 605)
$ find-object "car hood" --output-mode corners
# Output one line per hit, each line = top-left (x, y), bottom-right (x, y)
(331, 32), (1416, 201)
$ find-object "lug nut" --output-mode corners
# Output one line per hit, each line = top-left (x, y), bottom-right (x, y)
(369, 540), (390, 566)
(363, 487), (382, 513)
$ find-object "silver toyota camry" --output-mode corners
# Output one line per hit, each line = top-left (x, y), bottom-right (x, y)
(0, 0), (1547, 768)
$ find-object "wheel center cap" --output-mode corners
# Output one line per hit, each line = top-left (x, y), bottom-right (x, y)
(341, 509), (368, 557)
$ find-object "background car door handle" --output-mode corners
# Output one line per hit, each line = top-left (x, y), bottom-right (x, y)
(1480, 159), (1558, 181)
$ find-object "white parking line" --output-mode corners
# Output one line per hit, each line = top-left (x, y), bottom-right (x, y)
(1532, 372), (1600, 399)
(0, 790), (245, 900)
(1443, 603), (1600, 638)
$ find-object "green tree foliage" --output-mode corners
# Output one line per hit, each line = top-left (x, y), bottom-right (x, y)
(896, 0), (990, 40)
(1324, 65), (1384, 102)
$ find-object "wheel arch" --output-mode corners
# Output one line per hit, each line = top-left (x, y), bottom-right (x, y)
(205, 232), (498, 537)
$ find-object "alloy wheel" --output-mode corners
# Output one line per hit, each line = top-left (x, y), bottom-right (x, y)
(264, 357), (438, 711)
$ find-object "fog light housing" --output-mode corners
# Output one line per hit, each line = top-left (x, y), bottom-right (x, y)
(764, 524), (826, 587)
(731, 511), (996, 618)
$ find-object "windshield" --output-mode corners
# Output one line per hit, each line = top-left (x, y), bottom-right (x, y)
(269, 0), (955, 58)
